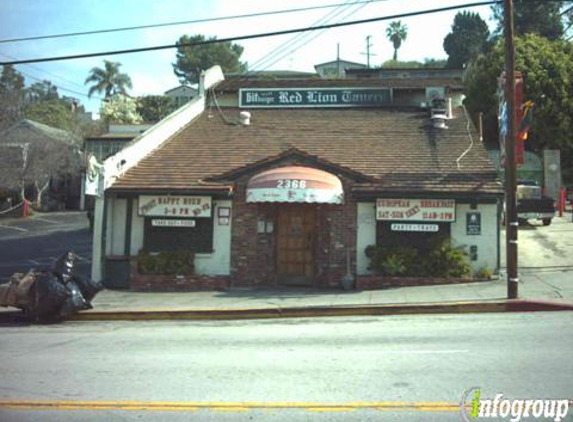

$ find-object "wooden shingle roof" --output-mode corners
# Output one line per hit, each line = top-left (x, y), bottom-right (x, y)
(110, 106), (501, 196)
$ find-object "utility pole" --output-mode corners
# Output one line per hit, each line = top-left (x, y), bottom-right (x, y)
(366, 36), (372, 68)
(504, 0), (519, 299)
(361, 36), (375, 68)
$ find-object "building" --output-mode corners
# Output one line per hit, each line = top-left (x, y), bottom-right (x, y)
(0, 119), (82, 210)
(84, 124), (153, 163)
(90, 66), (502, 291)
(164, 85), (198, 108)
(314, 59), (367, 78)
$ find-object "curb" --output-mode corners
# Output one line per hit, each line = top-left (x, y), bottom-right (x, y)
(67, 299), (573, 322)
(2, 300), (572, 324)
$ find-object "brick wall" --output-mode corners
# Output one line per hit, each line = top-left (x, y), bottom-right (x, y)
(130, 259), (229, 291)
(229, 158), (357, 288)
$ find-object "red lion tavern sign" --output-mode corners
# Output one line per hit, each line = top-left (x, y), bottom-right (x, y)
(376, 199), (456, 222)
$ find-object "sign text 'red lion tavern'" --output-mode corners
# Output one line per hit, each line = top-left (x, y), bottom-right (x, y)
(239, 88), (392, 108)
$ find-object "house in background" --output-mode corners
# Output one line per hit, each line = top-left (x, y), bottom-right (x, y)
(0, 119), (82, 210)
(84, 123), (153, 163)
(315, 59), (367, 78)
(164, 85), (198, 108)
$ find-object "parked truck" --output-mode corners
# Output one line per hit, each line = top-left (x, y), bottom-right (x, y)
(502, 180), (556, 226)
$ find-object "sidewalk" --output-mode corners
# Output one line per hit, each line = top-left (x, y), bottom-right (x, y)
(2, 271), (572, 322)
(61, 268), (571, 321)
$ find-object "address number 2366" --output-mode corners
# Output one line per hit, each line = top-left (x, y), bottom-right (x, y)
(277, 179), (306, 189)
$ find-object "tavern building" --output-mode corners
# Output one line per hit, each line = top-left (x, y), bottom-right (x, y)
(90, 66), (502, 291)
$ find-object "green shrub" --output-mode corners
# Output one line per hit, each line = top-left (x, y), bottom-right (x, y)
(365, 245), (421, 277)
(424, 239), (471, 278)
(474, 266), (493, 280)
(137, 250), (195, 275)
(365, 239), (470, 278)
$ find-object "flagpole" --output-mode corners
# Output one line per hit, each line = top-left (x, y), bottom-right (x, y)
(504, 0), (518, 299)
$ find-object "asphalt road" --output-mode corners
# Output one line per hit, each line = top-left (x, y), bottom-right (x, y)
(0, 313), (572, 421)
(501, 214), (573, 271)
(0, 212), (91, 283)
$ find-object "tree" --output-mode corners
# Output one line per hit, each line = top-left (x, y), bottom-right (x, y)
(443, 12), (490, 69)
(173, 34), (247, 84)
(0, 135), (81, 206)
(136, 95), (177, 122)
(25, 80), (59, 104)
(491, 1), (565, 40)
(100, 95), (143, 124)
(385, 21), (408, 61)
(381, 58), (446, 69)
(0, 65), (25, 130)
(85, 60), (133, 99)
(24, 100), (75, 132)
(464, 34), (573, 181)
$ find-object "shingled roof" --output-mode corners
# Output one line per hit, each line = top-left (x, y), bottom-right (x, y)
(110, 106), (501, 197)
(216, 77), (464, 92)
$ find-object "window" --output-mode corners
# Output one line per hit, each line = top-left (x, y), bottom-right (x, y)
(143, 217), (213, 253)
(376, 221), (450, 253)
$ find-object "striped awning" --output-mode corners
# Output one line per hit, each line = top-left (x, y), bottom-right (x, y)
(246, 166), (343, 204)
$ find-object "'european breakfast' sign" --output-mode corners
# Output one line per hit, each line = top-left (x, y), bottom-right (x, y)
(376, 199), (456, 222)
(138, 195), (211, 218)
(239, 88), (392, 108)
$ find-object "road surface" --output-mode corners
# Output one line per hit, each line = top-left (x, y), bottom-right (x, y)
(1, 313), (571, 421)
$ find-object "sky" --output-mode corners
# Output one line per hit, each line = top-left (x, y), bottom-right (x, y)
(0, 0), (495, 115)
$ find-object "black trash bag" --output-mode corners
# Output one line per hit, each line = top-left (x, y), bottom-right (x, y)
(31, 272), (70, 320)
(58, 281), (91, 318)
(52, 251), (78, 284)
(71, 276), (103, 303)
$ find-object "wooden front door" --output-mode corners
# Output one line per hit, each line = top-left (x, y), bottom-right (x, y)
(277, 206), (315, 285)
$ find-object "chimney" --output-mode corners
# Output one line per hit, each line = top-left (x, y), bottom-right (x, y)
(239, 111), (251, 126)
(447, 97), (453, 119)
(431, 114), (448, 129)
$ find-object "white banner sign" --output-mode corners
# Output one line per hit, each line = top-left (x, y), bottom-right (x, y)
(377, 199), (455, 222)
(139, 195), (211, 218)
(391, 223), (439, 232)
(151, 219), (196, 228)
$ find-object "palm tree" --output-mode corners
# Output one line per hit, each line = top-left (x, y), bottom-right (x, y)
(386, 21), (408, 61)
(85, 60), (133, 99)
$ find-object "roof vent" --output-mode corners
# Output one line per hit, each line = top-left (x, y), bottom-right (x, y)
(239, 111), (251, 126)
(431, 114), (448, 129)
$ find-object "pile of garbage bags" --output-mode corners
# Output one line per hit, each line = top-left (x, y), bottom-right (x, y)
(0, 251), (103, 322)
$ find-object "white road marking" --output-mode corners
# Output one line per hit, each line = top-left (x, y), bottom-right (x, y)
(0, 224), (28, 232)
(382, 350), (469, 354)
(32, 217), (60, 224)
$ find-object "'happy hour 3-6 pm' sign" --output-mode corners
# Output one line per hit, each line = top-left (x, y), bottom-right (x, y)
(239, 88), (392, 108)
(138, 195), (211, 218)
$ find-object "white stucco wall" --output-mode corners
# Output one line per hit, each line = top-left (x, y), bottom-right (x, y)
(90, 196), (105, 282)
(105, 197), (232, 276)
(450, 203), (500, 275)
(106, 197), (127, 256)
(194, 200), (232, 276)
(356, 202), (376, 275)
(130, 198), (144, 255)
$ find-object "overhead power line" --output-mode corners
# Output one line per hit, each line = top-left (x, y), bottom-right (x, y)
(0, 0), (388, 45)
(15, 69), (102, 100)
(249, 0), (367, 71)
(252, 1), (372, 72)
(0, 1), (501, 66)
